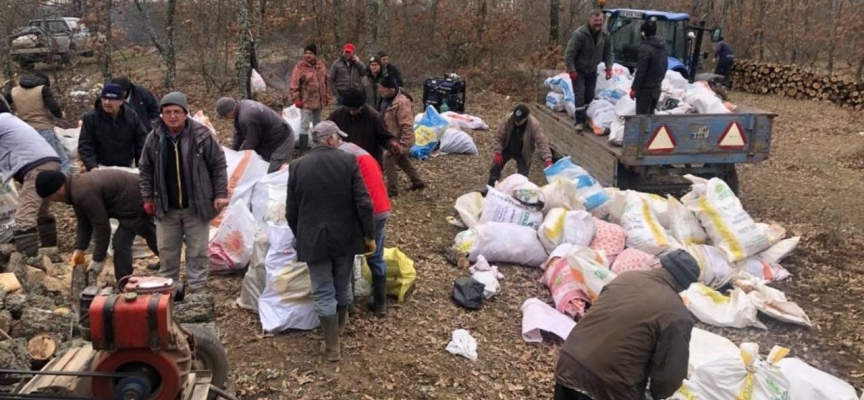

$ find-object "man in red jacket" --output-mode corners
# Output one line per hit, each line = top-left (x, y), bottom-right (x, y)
(339, 141), (391, 316)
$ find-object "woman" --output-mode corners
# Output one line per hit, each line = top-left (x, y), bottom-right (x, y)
(362, 56), (384, 109)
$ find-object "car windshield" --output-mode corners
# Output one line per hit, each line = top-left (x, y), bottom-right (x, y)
(607, 15), (687, 67)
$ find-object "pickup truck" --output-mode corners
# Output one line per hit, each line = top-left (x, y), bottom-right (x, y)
(11, 17), (94, 70)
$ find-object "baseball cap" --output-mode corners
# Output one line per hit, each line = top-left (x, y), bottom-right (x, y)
(312, 121), (348, 140)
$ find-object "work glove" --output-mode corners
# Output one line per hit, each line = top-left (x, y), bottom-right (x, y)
(493, 152), (504, 167)
(364, 238), (377, 257)
(88, 260), (105, 273)
(143, 201), (156, 216)
(71, 250), (85, 266)
(568, 71), (579, 83)
(544, 159), (553, 168)
(629, 90), (637, 99)
(605, 69), (613, 80)
(294, 99), (303, 109)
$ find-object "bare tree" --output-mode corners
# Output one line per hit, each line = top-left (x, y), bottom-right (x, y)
(365, 0), (381, 53)
(132, 0), (178, 90)
(97, 0), (113, 80)
(549, 0), (560, 48)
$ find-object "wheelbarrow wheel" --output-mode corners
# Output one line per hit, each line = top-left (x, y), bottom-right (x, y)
(183, 324), (230, 398)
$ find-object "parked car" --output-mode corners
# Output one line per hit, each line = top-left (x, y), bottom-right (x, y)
(11, 17), (95, 70)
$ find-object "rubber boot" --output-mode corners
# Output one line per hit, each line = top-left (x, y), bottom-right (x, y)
(298, 134), (309, 154)
(13, 228), (39, 258)
(367, 275), (387, 316)
(36, 216), (58, 248)
(320, 314), (340, 362)
(336, 306), (349, 336)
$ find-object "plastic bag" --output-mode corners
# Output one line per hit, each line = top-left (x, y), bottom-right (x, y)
(757, 237), (800, 264)
(544, 73), (577, 118)
(686, 244), (735, 289)
(537, 208), (596, 253)
(452, 277), (486, 309)
(361, 247), (416, 302)
(441, 111), (489, 130)
(478, 187), (543, 229)
(250, 169), (289, 226)
(778, 358), (859, 400)
(446, 329), (478, 360)
(620, 191), (670, 255)
(540, 179), (584, 213)
(353, 255), (373, 297)
(544, 157), (611, 218)
(410, 105), (449, 159)
(521, 298), (577, 343)
(439, 128), (477, 155)
(281, 106), (305, 146)
(668, 196), (707, 245)
(454, 192), (483, 229)
(546, 92), (565, 111)
(735, 277), (811, 326)
(236, 229), (269, 312)
(598, 89), (627, 105)
(250, 68), (266, 93)
(589, 218), (626, 263)
(688, 328), (740, 374)
(566, 248), (617, 302)
(258, 261), (318, 332)
(683, 343), (789, 400)
(469, 256), (502, 299)
(683, 176), (770, 262)
(684, 81), (730, 114)
(208, 202), (257, 272)
(615, 96), (636, 118)
(608, 117), (625, 146)
(587, 99), (616, 134)
(736, 257), (791, 283)
(212, 148), (270, 228)
(610, 248), (659, 274)
(0, 175), (18, 244)
(54, 124), (80, 167)
(468, 222), (547, 267)
(681, 284), (766, 329)
(264, 222), (298, 269)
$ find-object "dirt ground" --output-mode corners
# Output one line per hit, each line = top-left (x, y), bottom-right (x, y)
(40, 64), (864, 399)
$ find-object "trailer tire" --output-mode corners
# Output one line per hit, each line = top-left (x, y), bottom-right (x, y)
(723, 166), (740, 195)
(184, 324), (229, 398)
(616, 163), (634, 191)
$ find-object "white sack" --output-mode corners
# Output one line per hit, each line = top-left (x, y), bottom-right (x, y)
(208, 202), (257, 272)
(212, 148), (270, 228)
(236, 229), (269, 312)
(587, 99), (616, 131)
(479, 187), (543, 229)
(686, 244), (735, 289)
(681, 283), (766, 329)
(538, 208), (595, 253)
(469, 222), (547, 267)
(454, 192), (484, 229)
(546, 92), (565, 111)
(688, 328), (740, 374)
(778, 358), (859, 400)
(540, 179), (584, 213)
(441, 111), (489, 130)
(521, 298), (576, 343)
(439, 128), (478, 155)
(281, 106), (306, 146)
(668, 195), (708, 245)
(620, 191), (670, 255)
(683, 343), (790, 400)
(545, 73), (577, 118)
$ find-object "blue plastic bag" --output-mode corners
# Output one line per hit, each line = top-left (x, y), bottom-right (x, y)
(544, 157), (611, 218)
(410, 105), (450, 159)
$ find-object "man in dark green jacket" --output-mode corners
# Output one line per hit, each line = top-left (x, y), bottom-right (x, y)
(564, 10), (614, 132)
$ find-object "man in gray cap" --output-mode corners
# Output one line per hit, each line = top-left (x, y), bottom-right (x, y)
(215, 97), (295, 172)
(139, 92), (228, 294)
(554, 249), (699, 400)
(286, 121), (375, 362)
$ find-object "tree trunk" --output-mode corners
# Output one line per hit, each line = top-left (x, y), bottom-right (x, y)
(98, 0), (113, 81)
(827, 0), (841, 74)
(333, 0), (342, 49)
(366, 0), (381, 53)
(164, 0), (177, 90)
(856, 54), (864, 83)
(757, 0), (766, 62)
(236, 0), (252, 99)
(0, 18), (12, 80)
(474, 0), (488, 67)
(549, 0), (560, 48)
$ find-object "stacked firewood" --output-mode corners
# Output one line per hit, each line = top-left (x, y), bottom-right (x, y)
(732, 59), (864, 109)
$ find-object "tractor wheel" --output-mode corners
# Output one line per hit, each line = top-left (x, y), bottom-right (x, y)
(183, 324), (229, 397)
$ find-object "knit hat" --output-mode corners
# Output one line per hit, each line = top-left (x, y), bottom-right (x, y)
(514, 104), (530, 119)
(304, 44), (318, 55)
(160, 92), (189, 114)
(215, 97), (237, 117)
(343, 43), (355, 53)
(661, 250), (701, 290)
(380, 74), (398, 89)
(35, 171), (66, 198)
(342, 88), (365, 108)
(368, 56), (381, 66)
(376, 50), (389, 58)
(101, 83), (124, 100)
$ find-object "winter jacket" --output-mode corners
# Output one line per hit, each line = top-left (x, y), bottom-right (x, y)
(0, 113), (61, 184)
(382, 64), (405, 87)
(632, 36), (669, 91)
(565, 25), (614, 74)
(329, 57), (366, 95)
(556, 268), (693, 400)
(286, 146), (375, 263)
(78, 99), (149, 171)
(715, 40), (734, 59)
(382, 90), (415, 149)
(230, 100), (293, 161)
(328, 105), (396, 165)
(8, 75), (62, 130)
(339, 142), (391, 218)
(493, 114), (552, 167)
(66, 169), (149, 262)
(0, 96), (9, 114)
(125, 83), (160, 129)
(362, 72), (384, 109)
(139, 118), (228, 222)
(290, 58), (330, 109)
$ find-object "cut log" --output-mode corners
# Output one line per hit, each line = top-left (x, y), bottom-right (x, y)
(5, 293), (27, 319)
(0, 338), (30, 370)
(12, 308), (73, 341)
(27, 333), (57, 368)
(0, 310), (12, 337)
(173, 292), (216, 324)
(0, 272), (22, 293)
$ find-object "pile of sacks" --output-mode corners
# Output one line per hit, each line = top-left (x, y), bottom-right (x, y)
(544, 63), (737, 146)
(410, 106), (484, 159)
(452, 156), (809, 327)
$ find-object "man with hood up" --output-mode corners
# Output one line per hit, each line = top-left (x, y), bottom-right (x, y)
(78, 83), (149, 172)
(629, 20), (669, 115)
(6, 72), (70, 173)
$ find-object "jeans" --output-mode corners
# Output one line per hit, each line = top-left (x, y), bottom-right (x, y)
(156, 208), (210, 290)
(14, 161), (60, 231)
(488, 153), (529, 187)
(300, 108), (322, 136)
(112, 217), (159, 281)
(635, 87), (661, 115)
(572, 73), (598, 124)
(366, 217), (388, 278)
(714, 57), (735, 88)
(37, 129), (70, 174)
(307, 256), (354, 317)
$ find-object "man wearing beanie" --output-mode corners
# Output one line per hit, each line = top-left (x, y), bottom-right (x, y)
(0, 113), (62, 257)
(290, 43), (329, 152)
(488, 104), (553, 187)
(139, 92), (228, 294)
(378, 75), (424, 196)
(630, 20), (668, 115)
(35, 169), (159, 281)
(109, 76), (160, 130)
(78, 83), (150, 172)
(376, 50), (404, 88)
(329, 43), (366, 106)
(555, 249), (697, 400)
(327, 87), (399, 166)
(215, 97), (295, 172)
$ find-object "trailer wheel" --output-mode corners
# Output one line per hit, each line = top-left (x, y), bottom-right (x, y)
(723, 166), (740, 195)
(616, 163), (634, 190)
(183, 324), (229, 398)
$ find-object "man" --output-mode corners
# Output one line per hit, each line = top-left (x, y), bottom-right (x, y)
(290, 44), (329, 152)
(338, 141), (390, 316)
(488, 105), (553, 187)
(215, 97), (295, 172)
(0, 113), (61, 256)
(378, 75), (424, 197)
(565, 10), (614, 132)
(376, 50), (404, 88)
(555, 250), (699, 400)
(286, 121), (375, 361)
(328, 88), (399, 166)
(6, 72), (70, 174)
(629, 21), (668, 115)
(35, 169), (159, 281)
(713, 36), (735, 88)
(329, 43), (366, 105)
(139, 92), (228, 294)
(78, 83), (149, 172)
(109, 76), (160, 130)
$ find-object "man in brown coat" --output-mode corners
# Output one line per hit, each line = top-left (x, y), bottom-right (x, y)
(35, 169), (159, 281)
(554, 250), (699, 400)
(378, 75), (424, 197)
(290, 44), (329, 152)
(488, 104), (553, 187)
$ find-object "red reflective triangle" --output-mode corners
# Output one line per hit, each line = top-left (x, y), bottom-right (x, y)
(646, 125), (675, 153)
(718, 121), (747, 150)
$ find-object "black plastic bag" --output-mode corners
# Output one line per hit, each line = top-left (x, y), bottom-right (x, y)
(452, 277), (486, 310)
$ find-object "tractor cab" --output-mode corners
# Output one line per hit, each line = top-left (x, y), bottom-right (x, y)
(603, 8), (721, 81)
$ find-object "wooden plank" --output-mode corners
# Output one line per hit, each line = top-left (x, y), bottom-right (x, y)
(186, 372), (214, 400)
(17, 345), (96, 396)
